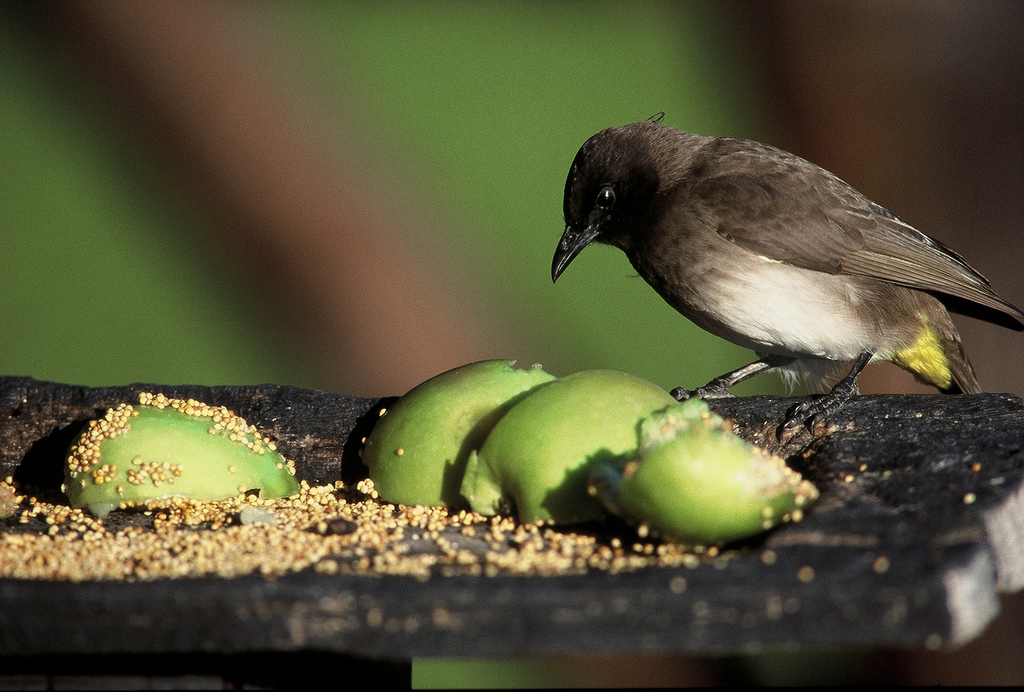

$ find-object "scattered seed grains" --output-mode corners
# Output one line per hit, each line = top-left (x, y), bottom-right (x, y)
(0, 476), (713, 583)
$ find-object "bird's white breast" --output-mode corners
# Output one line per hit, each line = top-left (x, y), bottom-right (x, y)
(676, 256), (881, 361)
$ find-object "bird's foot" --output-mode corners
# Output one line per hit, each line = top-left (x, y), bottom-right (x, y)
(781, 350), (871, 432)
(782, 380), (858, 430)
(670, 382), (736, 401)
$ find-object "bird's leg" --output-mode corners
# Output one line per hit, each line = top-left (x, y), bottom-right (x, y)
(783, 350), (875, 429)
(671, 357), (791, 401)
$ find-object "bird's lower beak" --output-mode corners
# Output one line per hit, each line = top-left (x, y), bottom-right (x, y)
(551, 223), (602, 282)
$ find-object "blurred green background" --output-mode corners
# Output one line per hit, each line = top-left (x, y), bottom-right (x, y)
(2, 1), (1023, 687)
(0, 0), (765, 395)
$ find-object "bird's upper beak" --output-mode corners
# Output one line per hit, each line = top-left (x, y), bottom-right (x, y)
(551, 209), (607, 282)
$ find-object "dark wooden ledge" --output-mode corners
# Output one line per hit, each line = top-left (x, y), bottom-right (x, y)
(1, 376), (1023, 661)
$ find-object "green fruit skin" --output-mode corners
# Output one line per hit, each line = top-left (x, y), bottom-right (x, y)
(361, 360), (555, 507)
(462, 369), (676, 524)
(66, 406), (298, 515)
(604, 402), (818, 545)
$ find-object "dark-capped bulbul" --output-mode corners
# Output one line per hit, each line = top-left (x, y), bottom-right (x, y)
(552, 119), (1024, 428)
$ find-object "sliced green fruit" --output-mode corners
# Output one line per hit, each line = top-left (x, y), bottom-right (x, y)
(361, 360), (555, 507)
(64, 393), (298, 517)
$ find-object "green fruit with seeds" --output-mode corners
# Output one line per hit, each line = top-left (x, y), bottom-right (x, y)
(589, 398), (819, 545)
(64, 393), (298, 518)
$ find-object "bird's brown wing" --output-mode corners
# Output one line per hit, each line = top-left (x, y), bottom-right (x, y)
(690, 144), (862, 275)
(692, 139), (1024, 326)
(833, 204), (1024, 322)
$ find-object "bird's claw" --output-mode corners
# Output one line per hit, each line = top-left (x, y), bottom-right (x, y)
(670, 387), (695, 401)
(782, 392), (851, 431)
(671, 384), (735, 401)
(782, 400), (823, 430)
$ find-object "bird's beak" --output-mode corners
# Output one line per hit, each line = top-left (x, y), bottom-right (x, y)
(551, 213), (605, 282)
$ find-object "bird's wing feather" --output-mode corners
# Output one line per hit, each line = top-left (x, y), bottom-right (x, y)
(690, 140), (1024, 324)
(690, 141), (864, 273)
(832, 204), (1024, 321)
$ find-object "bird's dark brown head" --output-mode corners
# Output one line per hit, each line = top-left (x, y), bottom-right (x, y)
(552, 120), (697, 282)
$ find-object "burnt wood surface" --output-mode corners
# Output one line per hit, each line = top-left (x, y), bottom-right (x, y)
(1, 376), (1023, 659)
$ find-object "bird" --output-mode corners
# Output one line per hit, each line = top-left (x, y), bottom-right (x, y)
(551, 118), (1024, 429)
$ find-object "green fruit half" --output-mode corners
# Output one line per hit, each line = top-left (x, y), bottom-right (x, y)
(361, 360), (555, 507)
(64, 393), (299, 517)
(590, 399), (819, 545)
(462, 369), (676, 524)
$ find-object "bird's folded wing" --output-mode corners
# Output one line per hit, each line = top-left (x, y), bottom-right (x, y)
(835, 211), (1024, 322)
(692, 146), (1023, 325)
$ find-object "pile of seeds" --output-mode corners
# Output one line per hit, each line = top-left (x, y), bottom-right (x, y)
(0, 476), (717, 583)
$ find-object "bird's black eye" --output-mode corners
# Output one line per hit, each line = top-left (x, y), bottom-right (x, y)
(595, 186), (615, 210)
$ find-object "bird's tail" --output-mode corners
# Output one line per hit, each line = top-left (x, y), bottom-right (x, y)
(939, 335), (981, 395)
